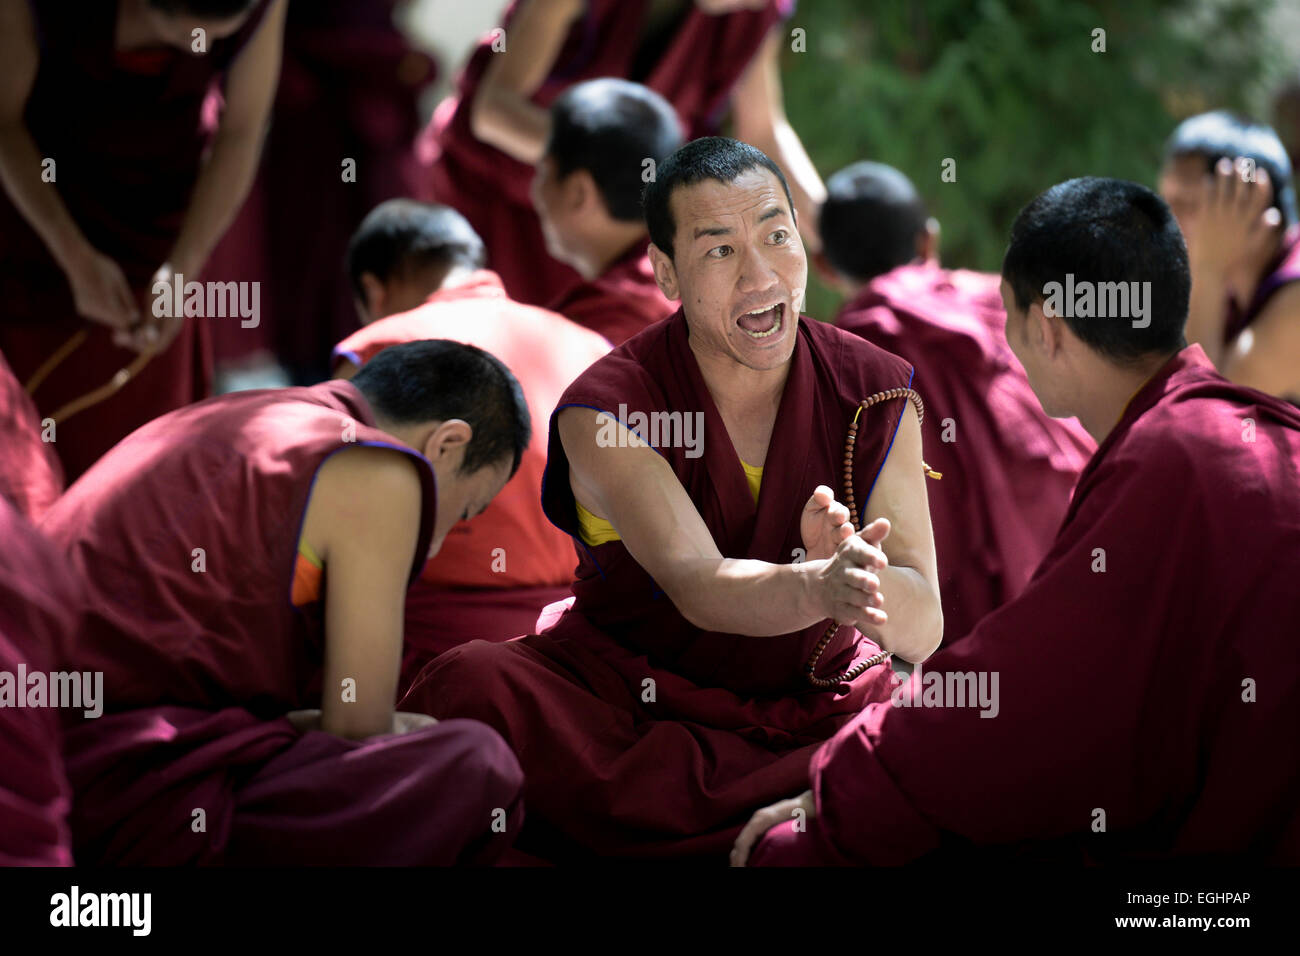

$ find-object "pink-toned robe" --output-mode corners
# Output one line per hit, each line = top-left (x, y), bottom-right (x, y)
(418, 0), (792, 305)
(0, 499), (79, 866)
(0, 348), (63, 521)
(752, 347), (1300, 864)
(402, 310), (916, 861)
(42, 381), (523, 864)
(836, 263), (1095, 644)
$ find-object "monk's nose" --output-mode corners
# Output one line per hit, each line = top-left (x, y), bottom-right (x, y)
(735, 241), (779, 293)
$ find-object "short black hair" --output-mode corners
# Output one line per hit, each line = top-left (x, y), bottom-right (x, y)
(351, 340), (531, 478)
(821, 161), (928, 282)
(546, 79), (684, 223)
(346, 200), (486, 302)
(147, 0), (259, 16)
(643, 137), (795, 259)
(1163, 110), (1298, 227)
(1002, 177), (1189, 363)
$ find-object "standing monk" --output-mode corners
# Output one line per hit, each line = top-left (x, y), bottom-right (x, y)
(1157, 111), (1300, 402)
(0, 0), (287, 480)
(0, 499), (81, 866)
(42, 341), (531, 865)
(418, 0), (824, 305)
(819, 161), (1094, 645)
(334, 199), (612, 690)
(735, 178), (1300, 866)
(533, 79), (681, 345)
(403, 138), (943, 861)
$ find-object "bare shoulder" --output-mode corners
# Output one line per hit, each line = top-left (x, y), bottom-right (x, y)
(312, 445), (424, 531)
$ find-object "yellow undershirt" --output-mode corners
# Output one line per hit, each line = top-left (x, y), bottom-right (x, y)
(577, 460), (762, 546)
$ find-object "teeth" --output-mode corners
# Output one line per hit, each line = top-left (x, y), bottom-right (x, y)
(747, 306), (774, 315)
(741, 307), (782, 339)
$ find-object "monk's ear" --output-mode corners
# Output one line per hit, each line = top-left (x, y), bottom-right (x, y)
(648, 243), (679, 300)
(568, 169), (600, 214)
(358, 273), (386, 321)
(423, 419), (473, 465)
(1030, 300), (1063, 356)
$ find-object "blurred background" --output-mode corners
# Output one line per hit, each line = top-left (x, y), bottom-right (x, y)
(210, 0), (1300, 386)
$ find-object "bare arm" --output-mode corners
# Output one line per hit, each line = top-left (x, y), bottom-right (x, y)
(167, 0), (287, 280)
(731, 28), (827, 252)
(467, 0), (583, 164)
(308, 446), (424, 740)
(559, 406), (885, 638)
(1220, 283), (1300, 397)
(856, 403), (943, 662)
(0, 0), (137, 330)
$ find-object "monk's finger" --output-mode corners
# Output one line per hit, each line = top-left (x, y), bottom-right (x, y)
(859, 516), (891, 548)
(842, 567), (882, 595)
(805, 485), (833, 512)
(731, 804), (788, 867)
(827, 501), (849, 526)
(838, 533), (887, 570)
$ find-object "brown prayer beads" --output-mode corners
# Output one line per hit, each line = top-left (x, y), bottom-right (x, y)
(804, 388), (929, 689)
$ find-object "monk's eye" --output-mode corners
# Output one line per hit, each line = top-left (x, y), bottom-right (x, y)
(707, 245), (733, 259)
(461, 509), (471, 521)
(770, 230), (788, 244)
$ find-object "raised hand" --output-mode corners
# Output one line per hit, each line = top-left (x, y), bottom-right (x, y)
(799, 484), (854, 561)
(1191, 157), (1284, 286)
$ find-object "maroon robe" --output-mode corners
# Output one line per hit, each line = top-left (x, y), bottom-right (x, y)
(418, 0), (792, 305)
(0, 348), (63, 521)
(0, 499), (79, 866)
(546, 238), (676, 345)
(751, 347), (1300, 865)
(402, 310), (914, 860)
(205, 0), (437, 380)
(836, 263), (1095, 644)
(0, 0), (273, 480)
(1223, 225), (1300, 344)
(41, 381), (523, 865)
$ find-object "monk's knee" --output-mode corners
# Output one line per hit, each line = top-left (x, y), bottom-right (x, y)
(400, 639), (517, 719)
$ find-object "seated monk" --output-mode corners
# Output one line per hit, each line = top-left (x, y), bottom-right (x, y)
(0, 347), (63, 521)
(41, 341), (530, 865)
(334, 200), (612, 690)
(735, 178), (1300, 866)
(818, 161), (1094, 645)
(402, 137), (943, 861)
(1157, 111), (1300, 402)
(0, 498), (80, 865)
(534, 78), (680, 345)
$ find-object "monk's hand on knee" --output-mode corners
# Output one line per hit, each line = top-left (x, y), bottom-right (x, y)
(800, 484), (854, 561)
(816, 518), (889, 630)
(730, 790), (816, 867)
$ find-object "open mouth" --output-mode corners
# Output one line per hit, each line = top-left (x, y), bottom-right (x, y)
(736, 302), (784, 339)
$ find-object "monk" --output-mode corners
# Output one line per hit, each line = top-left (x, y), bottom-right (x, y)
(418, 0), (825, 305)
(819, 161), (1094, 645)
(0, 499), (80, 866)
(1157, 111), (1300, 402)
(42, 340), (531, 865)
(0, 348), (62, 521)
(0, 0), (287, 480)
(403, 138), (943, 861)
(533, 79), (680, 345)
(334, 200), (611, 689)
(735, 177), (1300, 866)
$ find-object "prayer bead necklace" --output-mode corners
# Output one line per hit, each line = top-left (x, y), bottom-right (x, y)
(804, 389), (940, 689)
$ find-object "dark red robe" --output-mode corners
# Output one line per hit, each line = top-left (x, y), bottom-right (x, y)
(1223, 225), (1300, 344)
(751, 347), (1300, 865)
(402, 310), (915, 860)
(0, 499), (79, 866)
(0, 0), (273, 481)
(205, 0), (437, 381)
(333, 271), (611, 689)
(836, 263), (1095, 645)
(42, 381), (523, 865)
(546, 238), (675, 345)
(0, 348), (63, 521)
(418, 0), (792, 305)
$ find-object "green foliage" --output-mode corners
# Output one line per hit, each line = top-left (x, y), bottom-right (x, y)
(779, 0), (1286, 319)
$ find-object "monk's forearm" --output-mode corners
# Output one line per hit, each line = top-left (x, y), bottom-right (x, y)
(168, 125), (265, 277)
(869, 565), (942, 663)
(664, 556), (825, 637)
(0, 123), (93, 273)
(1184, 264), (1229, 368)
(470, 88), (550, 165)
